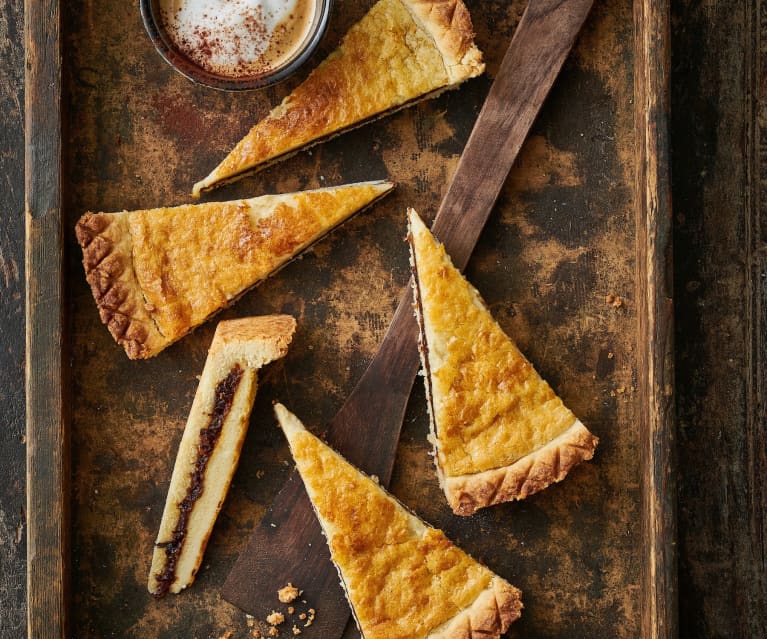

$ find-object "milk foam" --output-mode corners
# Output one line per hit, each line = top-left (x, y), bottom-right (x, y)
(161, 0), (315, 78)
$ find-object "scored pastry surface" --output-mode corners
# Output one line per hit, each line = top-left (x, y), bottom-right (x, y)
(192, 0), (484, 197)
(76, 180), (393, 358)
(407, 209), (598, 515)
(149, 316), (296, 597)
(275, 403), (522, 639)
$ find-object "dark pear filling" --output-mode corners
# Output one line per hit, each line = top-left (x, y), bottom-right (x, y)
(152, 364), (244, 597)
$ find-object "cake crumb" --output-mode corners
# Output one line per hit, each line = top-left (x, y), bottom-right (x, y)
(287, 606), (295, 614)
(606, 293), (624, 308)
(252, 630), (262, 638)
(278, 583), (301, 603)
(216, 632), (233, 639)
(304, 609), (316, 627)
(298, 613), (306, 620)
(268, 628), (279, 638)
(292, 626), (302, 635)
(267, 611), (285, 626)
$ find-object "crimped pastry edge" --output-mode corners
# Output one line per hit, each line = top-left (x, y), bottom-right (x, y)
(75, 211), (168, 359)
(444, 420), (599, 516)
(427, 577), (523, 639)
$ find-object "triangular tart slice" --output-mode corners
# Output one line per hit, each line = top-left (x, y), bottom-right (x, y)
(191, 0), (484, 197)
(407, 209), (598, 516)
(274, 403), (523, 639)
(75, 180), (393, 359)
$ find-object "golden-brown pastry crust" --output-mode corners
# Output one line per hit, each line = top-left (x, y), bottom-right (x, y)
(407, 209), (598, 515)
(209, 315), (297, 357)
(401, 0), (484, 81)
(444, 420), (599, 516)
(275, 404), (522, 639)
(76, 181), (393, 359)
(192, 0), (483, 197)
(75, 212), (167, 359)
(427, 578), (523, 639)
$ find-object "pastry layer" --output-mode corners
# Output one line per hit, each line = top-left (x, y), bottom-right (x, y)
(149, 316), (296, 596)
(76, 211), (167, 359)
(275, 403), (522, 639)
(407, 209), (598, 512)
(192, 0), (483, 196)
(76, 180), (393, 358)
(444, 420), (598, 516)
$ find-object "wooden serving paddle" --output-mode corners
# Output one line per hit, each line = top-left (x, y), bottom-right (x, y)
(223, 0), (594, 634)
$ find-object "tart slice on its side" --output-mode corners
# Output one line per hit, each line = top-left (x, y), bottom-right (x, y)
(191, 0), (484, 197)
(407, 209), (599, 516)
(75, 180), (394, 359)
(275, 403), (523, 639)
(149, 315), (296, 597)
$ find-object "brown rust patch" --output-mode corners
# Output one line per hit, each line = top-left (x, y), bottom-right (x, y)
(150, 91), (210, 144)
(508, 135), (583, 192)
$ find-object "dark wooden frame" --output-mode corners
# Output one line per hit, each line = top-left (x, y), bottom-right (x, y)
(24, 0), (675, 636)
(25, 0), (69, 638)
(634, 0), (676, 637)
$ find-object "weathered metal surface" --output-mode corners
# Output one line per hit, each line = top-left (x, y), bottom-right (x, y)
(63, 0), (641, 637)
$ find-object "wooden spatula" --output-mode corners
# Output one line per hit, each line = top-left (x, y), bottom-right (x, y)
(223, 0), (595, 634)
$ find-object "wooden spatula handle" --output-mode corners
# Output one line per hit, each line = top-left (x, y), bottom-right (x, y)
(434, 0), (596, 268)
(221, 298), (420, 637)
(223, 1), (595, 634)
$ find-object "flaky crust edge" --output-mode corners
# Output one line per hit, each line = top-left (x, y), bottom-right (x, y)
(210, 315), (297, 359)
(427, 577), (523, 639)
(401, 0), (485, 83)
(444, 420), (599, 516)
(75, 212), (168, 360)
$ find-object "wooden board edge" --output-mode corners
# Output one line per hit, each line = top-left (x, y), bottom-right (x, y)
(743, 0), (767, 623)
(25, 0), (69, 637)
(633, 0), (677, 637)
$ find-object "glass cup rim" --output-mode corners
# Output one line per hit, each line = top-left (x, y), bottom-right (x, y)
(139, 0), (333, 92)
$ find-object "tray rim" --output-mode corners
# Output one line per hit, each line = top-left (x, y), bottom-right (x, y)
(633, 0), (677, 636)
(23, 0), (676, 636)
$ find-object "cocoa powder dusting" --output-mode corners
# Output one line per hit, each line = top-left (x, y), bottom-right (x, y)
(159, 1), (315, 79)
